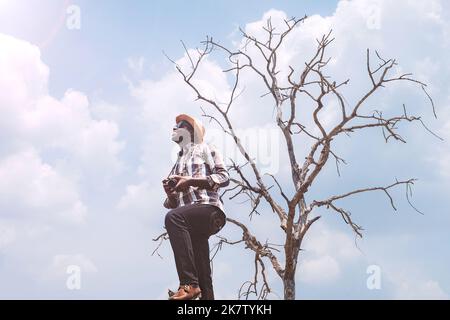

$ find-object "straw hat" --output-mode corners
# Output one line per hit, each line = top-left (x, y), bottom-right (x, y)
(175, 114), (205, 143)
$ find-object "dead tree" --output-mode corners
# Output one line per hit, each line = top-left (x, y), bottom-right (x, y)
(158, 15), (440, 300)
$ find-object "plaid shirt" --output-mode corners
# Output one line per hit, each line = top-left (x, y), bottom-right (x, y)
(164, 142), (230, 214)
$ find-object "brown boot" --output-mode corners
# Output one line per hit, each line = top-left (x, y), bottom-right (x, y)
(169, 284), (202, 300)
(168, 288), (176, 298)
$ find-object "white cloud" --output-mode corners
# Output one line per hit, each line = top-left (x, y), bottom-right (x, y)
(24, 90), (125, 181)
(127, 56), (146, 75)
(0, 31), (126, 288)
(0, 33), (124, 180)
(297, 221), (361, 285)
(298, 255), (341, 284)
(0, 148), (87, 224)
(116, 181), (164, 224)
(128, 50), (231, 130)
(90, 100), (123, 123)
(0, 33), (49, 110)
(389, 275), (449, 300)
(303, 223), (361, 261)
(0, 33), (127, 226)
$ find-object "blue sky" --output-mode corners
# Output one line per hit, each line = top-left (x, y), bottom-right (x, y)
(0, 1), (338, 99)
(0, 0), (449, 299)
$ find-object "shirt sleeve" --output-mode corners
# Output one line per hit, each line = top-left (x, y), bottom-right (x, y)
(163, 196), (178, 209)
(205, 144), (230, 191)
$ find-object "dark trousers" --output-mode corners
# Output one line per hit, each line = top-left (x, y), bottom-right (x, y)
(165, 203), (226, 300)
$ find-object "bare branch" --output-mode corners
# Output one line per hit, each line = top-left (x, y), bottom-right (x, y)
(200, 106), (231, 135)
(329, 149), (347, 177)
(180, 40), (195, 69)
(329, 203), (364, 238)
(238, 254), (272, 300)
(405, 179), (425, 215)
(227, 217), (285, 278)
(311, 178), (417, 211)
(162, 50), (178, 66)
(151, 232), (169, 259)
(421, 85), (437, 119)
(265, 173), (290, 205)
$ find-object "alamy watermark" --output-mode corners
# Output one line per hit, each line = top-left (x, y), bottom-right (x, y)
(66, 5), (81, 30)
(171, 124), (281, 175)
(66, 265), (82, 290)
(366, 3), (382, 30)
(366, 264), (381, 290)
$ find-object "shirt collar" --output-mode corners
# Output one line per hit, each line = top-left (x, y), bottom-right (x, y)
(181, 141), (195, 153)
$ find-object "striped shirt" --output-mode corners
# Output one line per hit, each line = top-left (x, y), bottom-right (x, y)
(163, 142), (230, 214)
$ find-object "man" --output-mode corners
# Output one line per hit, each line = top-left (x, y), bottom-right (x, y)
(162, 114), (229, 300)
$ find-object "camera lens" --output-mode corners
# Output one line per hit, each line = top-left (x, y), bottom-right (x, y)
(168, 178), (177, 188)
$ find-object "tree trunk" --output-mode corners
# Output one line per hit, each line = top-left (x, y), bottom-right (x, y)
(283, 273), (296, 300)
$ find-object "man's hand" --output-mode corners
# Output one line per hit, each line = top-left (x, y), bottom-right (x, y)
(168, 175), (192, 192)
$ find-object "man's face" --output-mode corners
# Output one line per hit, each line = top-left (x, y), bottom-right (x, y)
(171, 120), (193, 143)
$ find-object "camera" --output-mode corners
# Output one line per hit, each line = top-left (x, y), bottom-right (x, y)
(167, 177), (178, 189)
